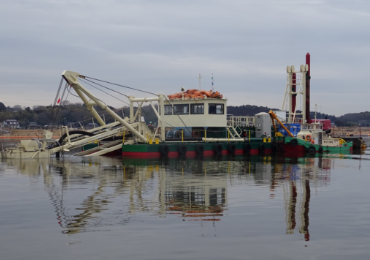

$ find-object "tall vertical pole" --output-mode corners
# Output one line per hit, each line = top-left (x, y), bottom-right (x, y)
(199, 74), (202, 90)
(159, 95), (165, 141)
(129, 97), (134, 123)
(288, 69), (293, 124)
(305, 53), (311, 123)
(292, 73), (296, 122)
(211, 73), (214, 91)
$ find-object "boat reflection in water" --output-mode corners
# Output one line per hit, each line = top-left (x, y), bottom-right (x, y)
(3, 154), (346, 237)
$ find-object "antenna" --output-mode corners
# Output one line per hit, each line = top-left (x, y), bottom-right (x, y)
(211, 73), (214, 91)
(199, 74), (202, 90)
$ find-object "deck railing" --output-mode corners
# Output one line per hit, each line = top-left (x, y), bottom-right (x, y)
(227, 115), (255, 127)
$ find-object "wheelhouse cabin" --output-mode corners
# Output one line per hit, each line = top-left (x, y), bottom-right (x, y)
(163, 98), (228, 139)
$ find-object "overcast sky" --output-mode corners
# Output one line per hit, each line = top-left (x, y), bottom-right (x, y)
(1, 0), (369, 116)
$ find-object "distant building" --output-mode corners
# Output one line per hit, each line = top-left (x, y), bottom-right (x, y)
(29, 122), (38, 129)
(3, 119), (20, 129)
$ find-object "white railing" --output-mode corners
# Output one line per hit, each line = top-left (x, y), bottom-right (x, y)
(227, 115), (255, 127)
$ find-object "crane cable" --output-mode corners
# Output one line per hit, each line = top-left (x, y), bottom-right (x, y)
(79, 78), (158, 125)
(81, 76), (190, 132)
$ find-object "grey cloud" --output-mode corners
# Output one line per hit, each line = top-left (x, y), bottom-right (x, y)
(1, 0), (370, 114)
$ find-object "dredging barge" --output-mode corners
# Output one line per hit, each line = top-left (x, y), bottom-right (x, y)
(0, 71), (272, 159)
(0, 54), (353, 159)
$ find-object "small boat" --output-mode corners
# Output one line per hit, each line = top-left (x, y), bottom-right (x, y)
(271, 53), (353, 156)
(271, 111), (352, 156)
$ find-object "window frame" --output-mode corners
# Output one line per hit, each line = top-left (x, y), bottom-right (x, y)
(208, 103), (224, 115)
(164, 105), (173, 115)
(173, 104), (190, 115)
(190, 103), (204, 115)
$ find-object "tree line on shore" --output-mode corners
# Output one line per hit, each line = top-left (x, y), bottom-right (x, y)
(1, 101), (369, 128)
(0, 101), (159, 128)
(227, 105), (370, 127)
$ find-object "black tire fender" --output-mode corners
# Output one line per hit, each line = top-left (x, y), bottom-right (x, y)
(272, 141), (278, 152)
(213, 143), (223, 155)
(178, 144), (187, 155)
(318, 146), (323, 154)
(228, 143), (236, 154)
(195, 144), (204, 155)
(243, 143), (251, 154)
(278, 143), (285, 153)
(290, 138), (298, 147)
(259, 144), (265, 153)
(308, 146), (316, 155)
(160, 144), (170, 155)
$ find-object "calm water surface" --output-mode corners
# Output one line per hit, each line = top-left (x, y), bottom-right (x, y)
(1, 150), (370, 260)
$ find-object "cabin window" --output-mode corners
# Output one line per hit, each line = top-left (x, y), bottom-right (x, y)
(208, 103), (224, 114)
(164, 105), (172, 115)
(173, 104), (189, 115)
(191, 103), (204, 114)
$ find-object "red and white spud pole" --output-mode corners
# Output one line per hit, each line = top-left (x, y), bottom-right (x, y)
(305, 53), (311, 123)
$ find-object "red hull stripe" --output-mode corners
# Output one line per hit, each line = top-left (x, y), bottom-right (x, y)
(281, 144), (352, 157)
(122, 149), (272, 158)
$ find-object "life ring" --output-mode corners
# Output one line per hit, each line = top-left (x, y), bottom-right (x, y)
(290, 138), (298, 147)
(192, 131), (200, 138)
(258, 144), (265, 154)
(160, 144), (170, 155)
(195, 144), (204, 155)
(307, 146), (316, 156)
(306, 135), (312, 142)
(228, 143), (236, 154)
(178, 144), (187, 155)
(213, 143), (223, 155)
(243, 143), (251, 154)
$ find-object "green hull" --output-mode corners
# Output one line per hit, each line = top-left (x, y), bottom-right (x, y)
(276, 136), (353, 155)
(122, 138), (272, 158)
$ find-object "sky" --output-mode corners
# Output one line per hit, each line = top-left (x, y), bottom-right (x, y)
(1, 0), (369, 116)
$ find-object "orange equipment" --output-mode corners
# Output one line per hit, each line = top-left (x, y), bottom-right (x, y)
(167, 89), (223, 100)
(268, 110), (294, 137)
